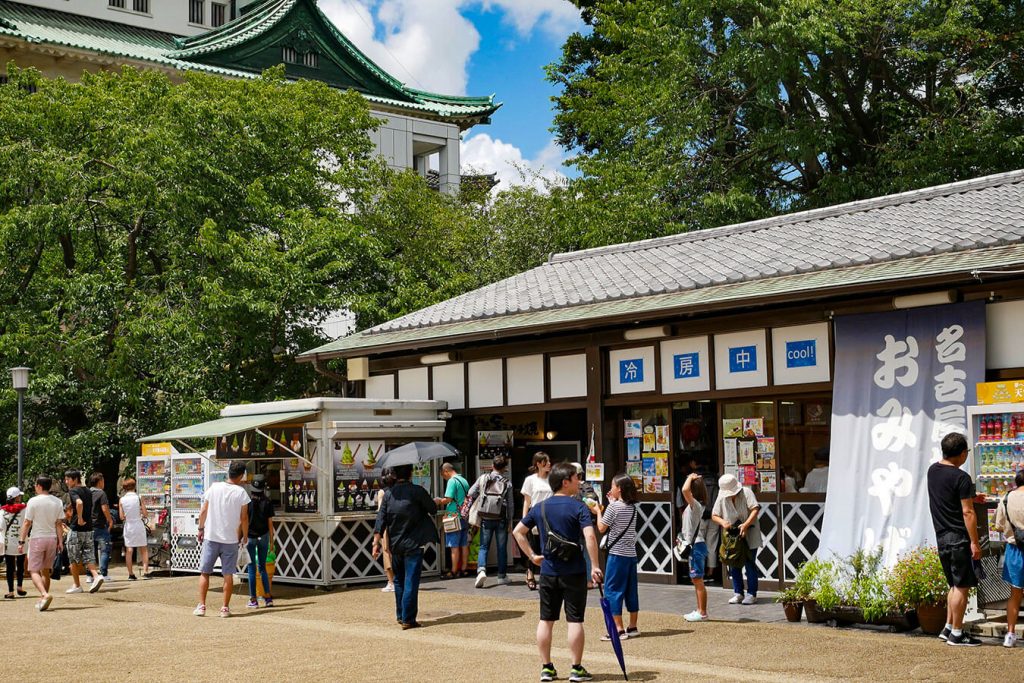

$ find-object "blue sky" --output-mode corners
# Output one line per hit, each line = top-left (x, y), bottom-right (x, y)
(319, 0), (582, 188)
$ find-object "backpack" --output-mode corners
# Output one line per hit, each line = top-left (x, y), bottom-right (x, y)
(718, 527), (752, 568)
(476, 474), (509, 520)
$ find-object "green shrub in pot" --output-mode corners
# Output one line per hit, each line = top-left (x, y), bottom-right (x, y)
(888, 546), (948, 609)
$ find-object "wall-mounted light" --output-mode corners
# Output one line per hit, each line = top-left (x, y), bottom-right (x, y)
(545, 430), (558, 441)
(892, 290), (956, 310)
(623, 326), (670, 341)
(420, 352), (456, 365)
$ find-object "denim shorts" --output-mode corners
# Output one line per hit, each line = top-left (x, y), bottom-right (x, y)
(199, 540), (239, 577)
(445, 526), (468, 548)
(1003, 542), (1024, 589)
(688, 541), (708, 579)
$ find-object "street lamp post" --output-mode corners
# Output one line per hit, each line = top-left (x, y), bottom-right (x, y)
(10, 367), (30, 489)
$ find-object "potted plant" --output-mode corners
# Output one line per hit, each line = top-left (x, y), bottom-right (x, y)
(888, 546), (949, 635)
(795, 557), (840, 623)
(777, 584), (805, 622)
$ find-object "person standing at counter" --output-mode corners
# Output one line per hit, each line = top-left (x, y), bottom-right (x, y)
(373, 464), (438, 630)
(435, 463), (470, 579)
(521, 452), (553, 591)
(245, 475), (275, 609)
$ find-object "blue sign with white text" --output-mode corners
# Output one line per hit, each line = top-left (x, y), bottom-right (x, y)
(786, 339), (818, 368)
(728, 346), (758, 373)
(619, 359), (644, 384)
(673, 352), (700, 379)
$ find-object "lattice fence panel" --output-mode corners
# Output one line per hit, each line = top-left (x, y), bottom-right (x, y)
(754, 505), (779, 582)
(275, 521), (323, 582)
(781, 502), (824, 581)
(636, 501), (673, 575)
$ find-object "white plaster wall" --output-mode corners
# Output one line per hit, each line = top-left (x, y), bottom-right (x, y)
(18, 0), (206, 35)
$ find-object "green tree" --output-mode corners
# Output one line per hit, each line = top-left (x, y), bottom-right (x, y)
(549, 0), (1024, 244)
(0, 65), (383, 486)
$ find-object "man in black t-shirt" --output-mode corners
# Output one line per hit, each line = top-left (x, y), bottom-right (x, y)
(926, 433), (980, 646)
(63, 470), (104, 594)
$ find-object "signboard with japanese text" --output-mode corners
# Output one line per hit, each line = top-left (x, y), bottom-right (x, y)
(818, 302), (986, 565)
(609, 347), (656, 394)
(660, 336), (711, 394)
(714, 330), (768, 390)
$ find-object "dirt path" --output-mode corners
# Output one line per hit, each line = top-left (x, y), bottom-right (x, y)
(8, 573), (1014, 682)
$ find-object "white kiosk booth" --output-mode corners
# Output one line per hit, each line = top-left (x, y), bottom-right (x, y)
(138, 397), (448, 587)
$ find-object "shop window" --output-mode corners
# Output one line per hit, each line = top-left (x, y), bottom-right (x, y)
(778, 398), (831, 494)
(133, 0), (149, 13)
(620, 407), (672, 498)
(211, 2), (226, 27)
(189, 0), (204, 24)
(722, 401), (776, 496)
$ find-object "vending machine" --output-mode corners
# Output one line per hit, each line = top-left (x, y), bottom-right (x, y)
(136, 453), (171, 515)
(170, 451), (210, 572)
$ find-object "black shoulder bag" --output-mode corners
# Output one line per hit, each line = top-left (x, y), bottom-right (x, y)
(541, 499), (582, 563)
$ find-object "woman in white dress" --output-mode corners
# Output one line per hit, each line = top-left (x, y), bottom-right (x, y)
(118, 479), (149, 580)
(520, 452), (552, 591)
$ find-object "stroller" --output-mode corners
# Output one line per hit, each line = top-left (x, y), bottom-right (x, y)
(146, 508), (172, 570)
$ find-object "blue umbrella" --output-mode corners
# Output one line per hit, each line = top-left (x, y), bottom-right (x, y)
(598, 583), (628, 680)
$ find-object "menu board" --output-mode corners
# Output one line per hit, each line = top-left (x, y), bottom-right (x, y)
(284, 456), (318, 513)
(332, 440), (384, 513)
(216, 425), (305, 460)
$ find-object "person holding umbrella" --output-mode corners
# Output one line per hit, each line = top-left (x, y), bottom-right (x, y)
(372, 464), (438, 629)
(513, 462), (602, 682)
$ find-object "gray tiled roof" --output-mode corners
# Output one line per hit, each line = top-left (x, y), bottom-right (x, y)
(371, 170), (1024, 333)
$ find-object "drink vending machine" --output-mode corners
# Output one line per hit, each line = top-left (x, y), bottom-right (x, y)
(136, 449), (172, 568)
(170, 451), (227, 572)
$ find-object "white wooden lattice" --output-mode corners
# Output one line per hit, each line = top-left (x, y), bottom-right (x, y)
(781, 502), (825, 581)
(636, 501), (673, 575)
(275, 521), (323, 582)
(754, 505), (779, 580)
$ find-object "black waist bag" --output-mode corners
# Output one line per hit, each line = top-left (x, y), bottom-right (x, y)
(541, 500), (581, 563)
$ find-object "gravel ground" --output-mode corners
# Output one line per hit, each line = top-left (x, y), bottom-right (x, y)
(7, 569), (1017, 682)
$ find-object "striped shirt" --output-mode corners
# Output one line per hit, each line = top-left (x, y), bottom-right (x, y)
(601, 499), (637, 557)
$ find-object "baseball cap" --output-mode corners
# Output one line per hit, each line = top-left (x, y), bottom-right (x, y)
(6, 486), (22, 499)
(251, 474), (267, 491)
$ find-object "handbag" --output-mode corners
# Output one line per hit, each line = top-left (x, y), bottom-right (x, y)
(540, 499), (581, 563)
(673, 533), (692, 562)
(442, 513), (463, 534)
(1004, 494), (1024, 546)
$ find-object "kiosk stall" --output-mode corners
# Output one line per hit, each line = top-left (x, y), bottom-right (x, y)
(138, 398), (448, 587)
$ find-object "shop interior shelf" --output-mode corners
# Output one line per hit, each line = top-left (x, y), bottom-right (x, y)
(976, 440), (1024, 446)
(978, 474), (1021, 479)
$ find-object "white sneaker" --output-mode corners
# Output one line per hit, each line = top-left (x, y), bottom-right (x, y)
(219, 606), (231, 618)
(193, 604), (206, 617)
(684, 610), (708, 622)
(1005, 632), (1018, 648)
(88, 576), (104, 593)
(475, 570), (487, 588)
(741, 594), (757, 605)
(85, 576), (93, 584)
(381, 583), (395, 593)
(728, 594), (743, 604)
(101, 576), (113, 582)
(66, 586), (83, 594)
(495, 577), (510, 586)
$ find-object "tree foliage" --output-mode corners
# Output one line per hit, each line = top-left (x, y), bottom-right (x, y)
(548, 0), (1024, 244)
(0, 65), (392, 485)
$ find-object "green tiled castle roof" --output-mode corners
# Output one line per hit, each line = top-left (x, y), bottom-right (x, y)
(0, 0), (499, 124)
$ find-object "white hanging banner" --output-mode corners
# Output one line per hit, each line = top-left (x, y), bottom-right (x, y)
(818, 301), (986, 565)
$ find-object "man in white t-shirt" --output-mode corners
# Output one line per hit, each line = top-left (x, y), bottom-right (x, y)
(19, 476), (66, 612)
(194, 461), (250, 618)
(800, 446), (830, 493)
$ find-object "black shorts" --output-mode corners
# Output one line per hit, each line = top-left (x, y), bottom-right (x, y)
(539, 574), (587, 623)
(937, 533), (979, 589)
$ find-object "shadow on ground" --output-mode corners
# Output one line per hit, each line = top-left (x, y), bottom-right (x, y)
(425, 609), (525, 626)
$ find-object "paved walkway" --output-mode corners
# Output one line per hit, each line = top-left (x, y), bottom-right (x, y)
(429, 570), (787, 624)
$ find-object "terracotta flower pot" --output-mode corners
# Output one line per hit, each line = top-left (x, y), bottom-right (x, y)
(783, 602), (804, 622)
(916, 604), (947, 635)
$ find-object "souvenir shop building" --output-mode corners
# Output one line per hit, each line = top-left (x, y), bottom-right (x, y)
(299, 170), (1024, 588)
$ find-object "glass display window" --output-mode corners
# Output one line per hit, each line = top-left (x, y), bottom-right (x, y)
(777, 397), (831, 495)
(722, 401), (776, 496)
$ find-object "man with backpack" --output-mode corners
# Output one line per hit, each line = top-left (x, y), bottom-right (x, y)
(467, 455), (515, 588)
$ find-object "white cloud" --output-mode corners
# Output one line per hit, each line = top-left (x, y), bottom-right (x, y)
(461, 134), (567, 191)
(319, 0), (581, 95)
